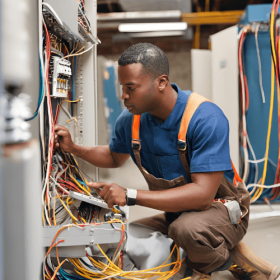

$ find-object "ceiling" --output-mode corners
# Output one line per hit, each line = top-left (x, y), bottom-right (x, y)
(96, 0), (273, 55)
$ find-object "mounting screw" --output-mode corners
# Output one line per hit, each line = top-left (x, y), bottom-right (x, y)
(90, 228), (94, 235)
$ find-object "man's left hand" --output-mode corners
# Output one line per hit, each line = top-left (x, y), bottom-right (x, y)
(88, 182), (126, 208)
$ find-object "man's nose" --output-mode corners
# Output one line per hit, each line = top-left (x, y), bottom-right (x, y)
(121, 89), (129, 100)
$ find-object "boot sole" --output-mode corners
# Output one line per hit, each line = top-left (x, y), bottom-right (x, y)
(269, 266), (280, 280)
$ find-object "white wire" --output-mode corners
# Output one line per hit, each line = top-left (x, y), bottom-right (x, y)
(239, 27), (250, 183)
(255, 23), (266, 103)
(62, 44), (94, 60)
(50, 175), (69, 195)
(247, 183), (280, 189)
(247, 157), (277, 168)
(43, 47), (53, 226)
(246, 135), (258, 184)
(42, 3), (63, 26)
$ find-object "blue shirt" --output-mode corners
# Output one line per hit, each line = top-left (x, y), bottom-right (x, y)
(109, 83), (235, 183)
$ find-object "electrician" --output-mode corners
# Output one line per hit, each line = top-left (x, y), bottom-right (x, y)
(54, 43), (280, 280)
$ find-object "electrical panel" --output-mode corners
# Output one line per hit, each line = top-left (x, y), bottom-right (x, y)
(238, 4), (280, 203)
(38, 1), (129, 279)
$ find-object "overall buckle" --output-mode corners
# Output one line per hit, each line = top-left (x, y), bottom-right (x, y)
(177, 140), (187, 151)
(132, 139), (141, 150)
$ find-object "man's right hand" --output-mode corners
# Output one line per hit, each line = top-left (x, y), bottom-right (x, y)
(54, 125), (76, 153)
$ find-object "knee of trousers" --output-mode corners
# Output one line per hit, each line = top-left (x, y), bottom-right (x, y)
(168, 217), (229, 265)
(168, 217), (203, 252)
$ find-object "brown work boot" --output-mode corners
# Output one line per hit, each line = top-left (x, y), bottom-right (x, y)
(229, 241), (280, 280)
(183, 267), (211, 280)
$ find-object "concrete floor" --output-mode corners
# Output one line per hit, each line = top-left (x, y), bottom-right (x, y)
(100, 158), (280, 279)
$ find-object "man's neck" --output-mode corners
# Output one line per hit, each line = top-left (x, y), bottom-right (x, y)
(149, 85), (178, 121)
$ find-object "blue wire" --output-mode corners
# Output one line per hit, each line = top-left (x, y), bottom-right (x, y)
(27, 51), (44, 121)
(58, 267), (88, 279)
(76, 179), (86, 187)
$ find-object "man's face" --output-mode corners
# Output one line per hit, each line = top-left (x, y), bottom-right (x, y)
(118, 63), (158, 115)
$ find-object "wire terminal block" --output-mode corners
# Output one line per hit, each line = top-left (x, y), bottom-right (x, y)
(69, 191), (110, 209)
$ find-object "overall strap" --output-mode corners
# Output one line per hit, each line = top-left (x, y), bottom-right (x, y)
(131, 115), (145, 175)
(178, 92), (210, 182)
(178, 92), (210, 150)
(132, 115), (141, 150)
(178, 92), (242, 186)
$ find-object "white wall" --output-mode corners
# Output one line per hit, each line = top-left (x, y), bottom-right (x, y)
(210, 26), (239, 171)
(191, 49), (211, 100)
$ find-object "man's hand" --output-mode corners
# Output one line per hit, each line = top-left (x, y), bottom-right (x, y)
(54, 125), (76, 153)
(88, 182), (126, 208)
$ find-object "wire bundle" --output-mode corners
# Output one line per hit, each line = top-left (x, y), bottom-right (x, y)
(249, 0), (280, 202)
(43, 149), (95, 226)
(239, 1), (280, 202)
(270, 0), (280, 200)
(41, 11), (96, 226)
(238, 24), (253, 185)
(78, 0), (91, 34)
(44, 221), (184, 280)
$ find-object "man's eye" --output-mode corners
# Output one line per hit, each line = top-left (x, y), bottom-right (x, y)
(129, 87), (135, 91)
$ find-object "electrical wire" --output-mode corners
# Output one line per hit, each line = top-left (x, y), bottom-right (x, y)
(44, 221), (183, 280)
(250, 2), (279, 202)
(247, 135), (258, 184)
(247, 182), (280, 189)
(238, 25), (251, 183)
(273, 0), (280, 189)
(255, 23), (266, 103)
(247, 157), (277, 168)
(62, 44), (94, 60)
(27, 51), (44, 121)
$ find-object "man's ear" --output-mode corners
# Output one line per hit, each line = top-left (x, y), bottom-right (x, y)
(158, 75), (169, 91)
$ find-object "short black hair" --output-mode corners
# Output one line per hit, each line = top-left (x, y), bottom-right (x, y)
(118, 43), (169, 79)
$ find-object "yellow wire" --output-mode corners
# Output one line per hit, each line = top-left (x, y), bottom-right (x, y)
(57, 195), (78, 223)
(70, 175), (92, 196)
(71, 155), (89, 187)
(61, 98), (80, 103)
(63, 43), (69, 55)
(62, 44), (94, 60)
(252, 10), (277, 202)
(253, 16), (277, 200)
(42, 207), (46, 226)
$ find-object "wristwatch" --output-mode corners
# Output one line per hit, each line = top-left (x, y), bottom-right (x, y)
(126, 188), (137, 206)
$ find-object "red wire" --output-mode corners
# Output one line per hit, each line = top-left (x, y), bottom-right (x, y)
(244, 75), (249, 111)
(272, 0), (280, 187)
(54, 104), (60, 125)
(43, 22), (56, 224)
(238, 31), (247, 115)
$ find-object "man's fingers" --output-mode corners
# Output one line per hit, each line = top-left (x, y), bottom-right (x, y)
(87, 182), (108, 196)
(103, 191), (111, 202)
(88, 182), (106, 189)
(107, 198), (114, 208)
(56, 130), (69, 137)
(54, 125), (67, 132)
